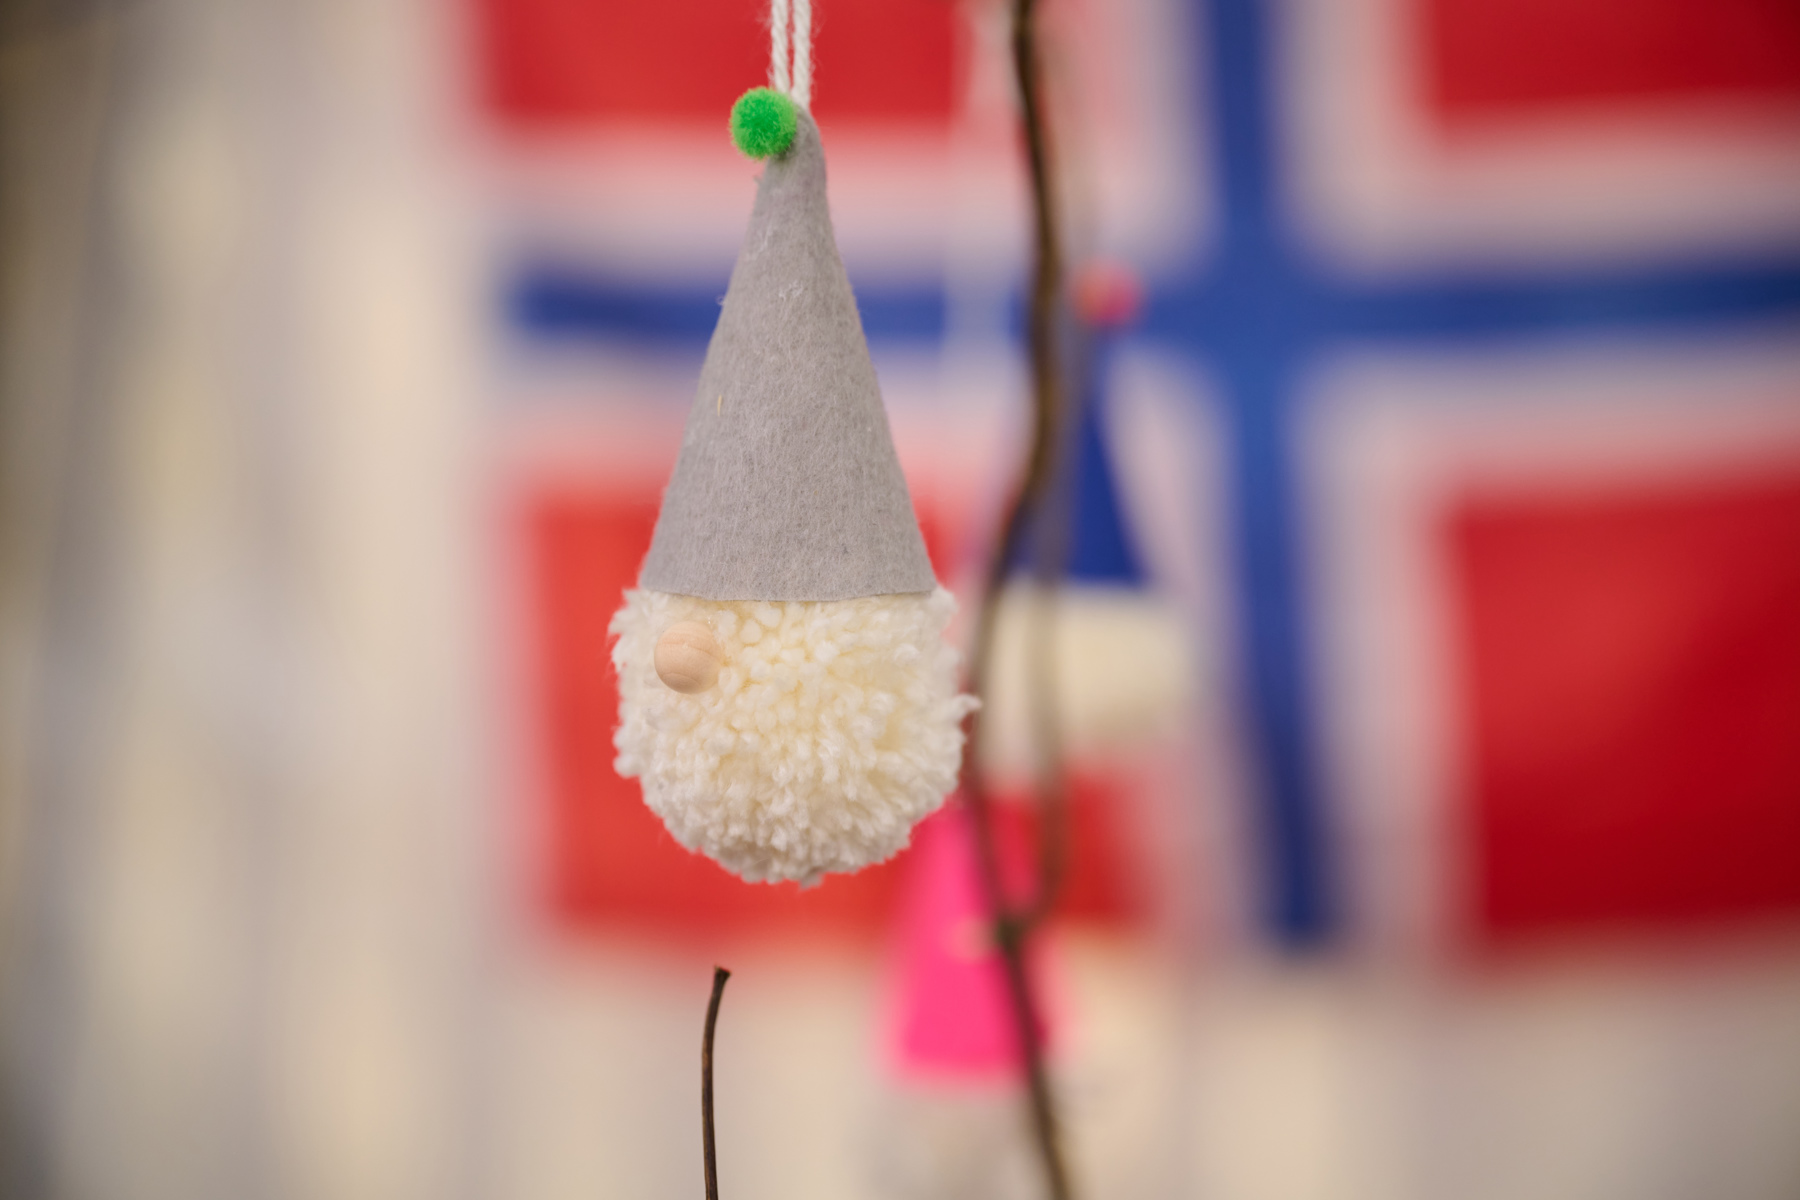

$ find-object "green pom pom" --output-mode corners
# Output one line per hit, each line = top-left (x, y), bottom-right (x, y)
(730, 87), (798, 159)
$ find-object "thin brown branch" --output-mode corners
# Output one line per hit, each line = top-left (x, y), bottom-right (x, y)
(956, 0), (1075, 1198)
(701, 966), (731, 1200)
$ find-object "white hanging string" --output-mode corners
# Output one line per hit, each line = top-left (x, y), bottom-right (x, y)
(768, 0), (813, 108)
(791, 0), (814, 108)
(769, 0), (791, 96)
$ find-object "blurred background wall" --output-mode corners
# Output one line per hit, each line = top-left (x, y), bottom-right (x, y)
(2, 1), (1799, 1199)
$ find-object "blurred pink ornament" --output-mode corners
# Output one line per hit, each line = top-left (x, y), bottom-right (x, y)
(883, 804), (1060, 1083)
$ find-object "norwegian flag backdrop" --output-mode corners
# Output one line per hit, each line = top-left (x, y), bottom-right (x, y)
(14, 4), (1800, 1198)
(477, 0), (1800, 958)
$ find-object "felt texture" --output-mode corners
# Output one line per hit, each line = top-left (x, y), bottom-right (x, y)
(640, 111), (936, 602)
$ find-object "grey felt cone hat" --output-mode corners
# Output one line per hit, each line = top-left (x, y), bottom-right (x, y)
(639, 111), (936, 602)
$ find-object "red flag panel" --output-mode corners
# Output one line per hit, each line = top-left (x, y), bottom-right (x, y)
(1450, 463), (1800, 943)
(473, 0), (957, 128)
(1419, 0), (1800, 120)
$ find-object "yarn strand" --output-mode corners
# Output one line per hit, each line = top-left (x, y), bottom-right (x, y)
(767, 0), (812, 108)
(791, 0), (814, 108)
(769, 0), (792, 95)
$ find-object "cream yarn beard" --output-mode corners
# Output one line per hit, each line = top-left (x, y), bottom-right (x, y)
(611, 589), (976, 885)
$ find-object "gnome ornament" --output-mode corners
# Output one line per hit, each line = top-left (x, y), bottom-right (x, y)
(610, 20), (975, 886)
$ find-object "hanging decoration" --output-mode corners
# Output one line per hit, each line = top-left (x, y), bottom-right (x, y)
(610, 0), (976, 886)
(982, 261), (1192, 777)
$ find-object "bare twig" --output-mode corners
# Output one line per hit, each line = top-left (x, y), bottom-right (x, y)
(957, 0), (1075, 1197)
(701, 966), (731, 1200)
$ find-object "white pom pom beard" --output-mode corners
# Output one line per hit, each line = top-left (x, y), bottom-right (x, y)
(610, 588), (977, 885)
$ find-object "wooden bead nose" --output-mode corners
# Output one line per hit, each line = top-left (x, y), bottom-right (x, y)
(654, 621), (721, 694)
